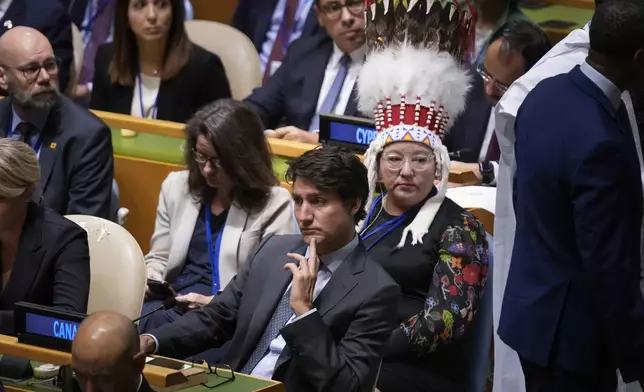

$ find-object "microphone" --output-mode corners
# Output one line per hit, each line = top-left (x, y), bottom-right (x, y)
(132, 297), (177, 324)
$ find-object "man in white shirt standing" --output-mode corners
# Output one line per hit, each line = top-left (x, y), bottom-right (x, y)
(493, 15), (644, 392)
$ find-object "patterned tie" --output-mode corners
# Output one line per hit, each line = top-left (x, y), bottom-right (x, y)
(79, 0), (116, 85)
(263, 0), (300, 83)
(309, 55), (351, 131)
(14, 122), (34, 143)
(240, 286), (293, 374)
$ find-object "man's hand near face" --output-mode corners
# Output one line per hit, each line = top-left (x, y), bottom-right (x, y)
(284, 238), (320, 317)
(268, 126), (320, 144)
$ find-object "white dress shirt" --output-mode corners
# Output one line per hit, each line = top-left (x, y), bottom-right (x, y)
(493, 22), (644, 392)
(0, 0), (12, 21)
(250, 234), (359, 379)
(309, 44), (366, 132)
(131, 74), (161, 119)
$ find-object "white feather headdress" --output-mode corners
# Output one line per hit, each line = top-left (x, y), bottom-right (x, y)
(357, 0), (476, 247)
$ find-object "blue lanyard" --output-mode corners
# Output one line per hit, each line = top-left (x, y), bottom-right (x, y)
(359, 194), (410, 251)
(8, 117), (44, 155)
(205, 207), (224, 294)
(138, 75), (160, 119)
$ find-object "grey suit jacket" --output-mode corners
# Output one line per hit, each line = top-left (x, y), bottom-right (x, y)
(145, 171), (297, 289)
(151, 234), (400, 392)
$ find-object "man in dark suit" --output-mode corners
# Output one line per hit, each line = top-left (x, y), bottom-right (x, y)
(498, 2), (644, 390)
(233, 0), (323, 81)
(1, 0), (73, 93)
(0, 26), (113, 219)
(73, 312), (153, 392)
(447, 19), (550, 185)
(141, 147), (399, 391)
(244, 0), (367, 144)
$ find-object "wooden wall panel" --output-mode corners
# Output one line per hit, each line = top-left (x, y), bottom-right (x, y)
(192, 0), (238, 24)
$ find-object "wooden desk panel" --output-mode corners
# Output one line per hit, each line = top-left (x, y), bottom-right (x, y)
(192, 0), (238, 24)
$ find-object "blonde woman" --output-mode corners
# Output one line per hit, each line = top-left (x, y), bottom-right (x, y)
(0, 139), (90, 335)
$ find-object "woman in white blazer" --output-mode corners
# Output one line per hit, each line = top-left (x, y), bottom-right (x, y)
(140, 99), (297, 334)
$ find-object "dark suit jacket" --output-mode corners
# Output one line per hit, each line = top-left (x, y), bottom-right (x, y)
(499, 66), (644, 382)
(0, 203), (90, 335)
(0, 96), (114, 219)
(90, 43), (231, 124)
(150, 234), (400, 392)
(445, 68), (493, 163)
(58, 0), (88, 28)
(232, 0), (323, 53)
(138, 376), (154, 392)
(244, 34), (364, 130)
(1, 0), (73, 92)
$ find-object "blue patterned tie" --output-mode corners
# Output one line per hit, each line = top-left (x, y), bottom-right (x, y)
(240, 286), (293, 374)
(309, 55), (351, 131)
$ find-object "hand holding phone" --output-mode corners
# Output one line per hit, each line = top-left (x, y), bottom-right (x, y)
(146, 279), (177, 300)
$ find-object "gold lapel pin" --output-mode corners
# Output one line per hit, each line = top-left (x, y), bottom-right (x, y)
(50, 142), (57, 149)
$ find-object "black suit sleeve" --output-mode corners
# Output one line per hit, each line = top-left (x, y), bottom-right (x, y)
(89, 45), (110, 111)
(243, 42), (298, 129)
(150, 235), (275, 359)
(280, 282), (399, 392)
(39, 5), (73, 93)
(52, 225), (91, 313)
(67, 121), (114, 219)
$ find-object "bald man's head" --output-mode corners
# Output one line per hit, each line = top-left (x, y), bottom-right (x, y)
(72, 312), (146, 392)
(0, 26), (60, 110)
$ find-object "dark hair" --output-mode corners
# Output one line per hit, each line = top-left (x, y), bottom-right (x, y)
(285, 146), (368, 224)
(185, 99), (278, 211)
(589, 0), (644, 61)
(489, 19), (552, 71)
(110, 0), (191, 85)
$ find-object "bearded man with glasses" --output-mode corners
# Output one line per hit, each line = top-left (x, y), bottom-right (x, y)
(244, 0), (369, 145)
(0, 26), (113, 219)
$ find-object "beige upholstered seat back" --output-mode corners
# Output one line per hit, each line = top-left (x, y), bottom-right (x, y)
(185, 20), (261, 100)
(66, 215), (146, 320)
(68, 23), (84, 97)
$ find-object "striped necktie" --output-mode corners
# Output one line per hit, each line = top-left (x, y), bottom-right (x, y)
(309, 55), (351, 131)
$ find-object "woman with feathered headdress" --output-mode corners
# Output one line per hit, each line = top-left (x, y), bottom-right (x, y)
(356, 0), (490, 391)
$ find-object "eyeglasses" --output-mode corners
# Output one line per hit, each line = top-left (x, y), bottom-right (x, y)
(318, 0), (365, 19)
(192, 361), (235, 389)
(0, 57), (60, 83)
(193, 150), (221, 169)
(381, 152), (435, 171)
(477, 64), (509, 93)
